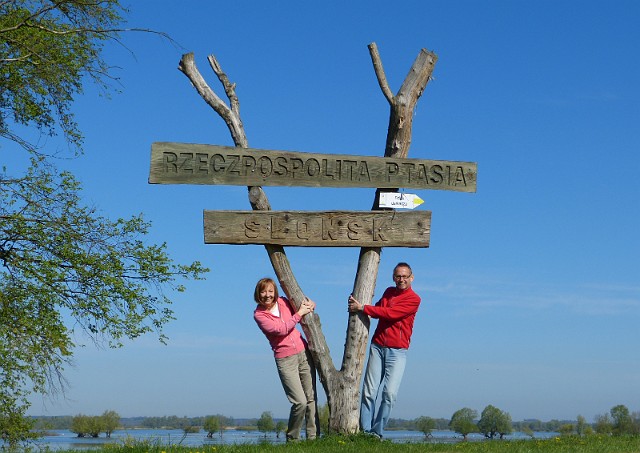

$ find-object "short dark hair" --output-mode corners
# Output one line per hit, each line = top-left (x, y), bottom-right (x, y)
(394, 262), (412, 274)
(254, 277), (279, 304)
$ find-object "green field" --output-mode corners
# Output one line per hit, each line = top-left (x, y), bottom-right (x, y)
(58, 434), (640, 453)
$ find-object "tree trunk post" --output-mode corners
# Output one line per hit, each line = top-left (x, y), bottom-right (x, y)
(178, 43), (437, 435)
(333, 43), (437, 433)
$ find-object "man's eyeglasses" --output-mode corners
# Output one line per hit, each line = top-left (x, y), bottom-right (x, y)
(393, 274), (412, 280)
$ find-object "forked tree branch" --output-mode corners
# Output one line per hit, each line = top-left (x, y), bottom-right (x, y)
(344, 42), (437, 376)
(177, 46), (437, 434)
(178, 51), (336, 377)
(368, 43), (394, 104)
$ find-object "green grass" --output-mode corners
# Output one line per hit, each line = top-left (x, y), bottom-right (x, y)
(56, 434), (640, 453)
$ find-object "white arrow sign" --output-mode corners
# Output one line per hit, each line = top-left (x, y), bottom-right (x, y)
(379, 192), (425, 210)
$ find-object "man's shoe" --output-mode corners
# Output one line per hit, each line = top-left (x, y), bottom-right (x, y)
(364, 430), (382, 440)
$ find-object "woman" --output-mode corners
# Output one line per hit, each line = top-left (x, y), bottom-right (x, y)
(253, 277), (318, 441)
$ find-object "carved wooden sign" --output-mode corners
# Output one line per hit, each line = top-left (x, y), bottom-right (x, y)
(150, 142), (477, 193)
(203, 210), (431, 247)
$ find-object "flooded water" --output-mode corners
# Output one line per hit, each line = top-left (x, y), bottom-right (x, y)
(33, 428), (284, 450)
(28, 429), (558, 450)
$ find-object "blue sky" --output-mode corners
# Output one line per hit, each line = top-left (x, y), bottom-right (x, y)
(14, 0), (639, 423)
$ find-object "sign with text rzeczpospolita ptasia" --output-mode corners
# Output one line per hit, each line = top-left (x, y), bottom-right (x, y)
(149, 142), (477, 193)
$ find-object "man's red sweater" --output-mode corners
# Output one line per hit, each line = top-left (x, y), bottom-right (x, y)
(363, 286), (422, 349)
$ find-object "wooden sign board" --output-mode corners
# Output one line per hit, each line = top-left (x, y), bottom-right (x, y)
(203, 210), (431, 247)
(151, 142), (477, 193)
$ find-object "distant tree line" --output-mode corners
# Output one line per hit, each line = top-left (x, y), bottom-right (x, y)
(139, 414), (235, 430)
(69, 411), (120, 438)
(441, 404), (640, 440)
(254, 412), (286, 438)
(382, 411), (558, 434)
(447, 406), (512, 440)
(590, 405), (639, 436)
(29, 412), (581, 434)
(30, 403), (640, 439)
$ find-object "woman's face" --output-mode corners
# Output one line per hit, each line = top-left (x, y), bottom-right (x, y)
(258, 283), (276, 308)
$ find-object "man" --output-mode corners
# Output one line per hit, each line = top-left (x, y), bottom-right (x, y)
(348, 262), (422, 439)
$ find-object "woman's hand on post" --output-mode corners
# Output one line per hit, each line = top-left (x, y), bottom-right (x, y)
(305, 298), (316, 312)
(297, 298), (315, 317)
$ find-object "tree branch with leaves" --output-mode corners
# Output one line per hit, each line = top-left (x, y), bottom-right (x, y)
(0, 157), (207, 446)
(1, 1), (206, 447)
(0, 0), (172, 154)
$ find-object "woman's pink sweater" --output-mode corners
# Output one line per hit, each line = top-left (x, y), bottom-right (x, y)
(254, 296), (307, 359)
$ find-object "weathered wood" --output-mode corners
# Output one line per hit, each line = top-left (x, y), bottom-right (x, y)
(178, 50), (338, 430)
(149, 142), (477, 193)
(177, 45), (443, 435)
(203, 210), (431, 247)
(329, 44), (439, 434)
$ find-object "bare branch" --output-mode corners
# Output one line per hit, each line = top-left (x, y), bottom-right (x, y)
(207, 55), (241, 117)
(368, 42), (394, 104)
(0, 54), (32, 62)
(178, 51), (338, 392)
(397, 48), (438, 112)
(178, 52), (248, 148)
(0, 130), (37, 152)
(341, 44), (438, 430)
(179, 53), (228, 115)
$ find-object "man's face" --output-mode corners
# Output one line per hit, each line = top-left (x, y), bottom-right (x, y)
(393, 266), (414, 290)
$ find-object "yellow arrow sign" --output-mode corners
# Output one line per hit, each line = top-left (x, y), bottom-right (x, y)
(379, 192), (424, 210)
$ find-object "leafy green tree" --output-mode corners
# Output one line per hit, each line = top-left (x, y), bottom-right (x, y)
(1, 158), (207, 442)
(594, 413), (613, 435)
(610, 404), (635, 435)
(559, 423), (574, 436)
(633, 411), (640, 434)
(275, 420), (287, 438)
(0, 405), (38, 447)
(69, 414), (104, 438)
(101, 410), (120, 438)
(477, 405), (512, 439)
(70, 414), (91, 438)
(218, 416), (228, 438)
(0, 0), (163, 153)
(449, 407), (478, 440)
(496, 417), (512, 437)
(204, 416), (220, 438)
(415, 416), (435, 438)
(576, 414), (587, 436)
(88, 416), (103, 438)
(0, 1), (205, 446)
(256, 411), (275, 438)
(0, 7), (206, 446)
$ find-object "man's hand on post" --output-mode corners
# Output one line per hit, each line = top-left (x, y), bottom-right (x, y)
(348, 294), (363, 313)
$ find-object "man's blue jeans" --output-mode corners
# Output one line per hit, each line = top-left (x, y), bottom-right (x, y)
(360, 343), (408, 437)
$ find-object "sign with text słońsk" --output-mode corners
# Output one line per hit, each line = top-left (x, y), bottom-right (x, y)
(203, 210), (431, 247)
(150, 142), (477, 192)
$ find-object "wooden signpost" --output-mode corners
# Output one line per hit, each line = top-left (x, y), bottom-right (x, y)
(150, 142), (477, 192)
(149, 142), (477, 248)
(203, 210), (431, 247)
(164, 44), (477, 435)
